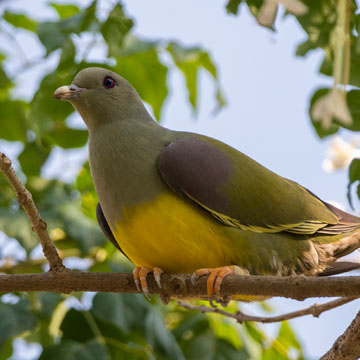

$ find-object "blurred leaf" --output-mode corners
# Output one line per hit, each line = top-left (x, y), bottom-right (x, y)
(40, 339), (109, 360)
(35, 292), (64, 319)
(46, 125), (88, 149)
(115, 48), (168, 120)
(226, 0), (243, 15)
(277, 321), (302, 352)
(0, 208), (38, 251)
(350, 164), (360, 195)
(58, 38), (76, 71)
(101, 3), (134, 57)
(0, 100), (27, 142)
(0, 299), (37, 349)
(37, 0), (97, 54)
(0, 338), (13, 360)
(18, 141), (50, 177)
(32, 178), (105, 254)
(243, 322), (264, 344)
(181, 331), (247, 360)
(262, 346), (289, 360)
(29, 72), (75, 138)
(91, 293), (130, 333)
(3, 11), (37, 32)
(347, 158), (360, 208)
(75, 162), (98, 219)
(295, 0), (336, 57)
(320, 47), (360, 88)
(145, 310), (185, 360)
(115, 35), (158, 57)
(0, 57), (14, 99)
(309, 88), (339, 138)
(167, 41), (225, 112)
(50, 3), (81, 19)
(92, 293), (149, 333)
(61, 309), (94, 343)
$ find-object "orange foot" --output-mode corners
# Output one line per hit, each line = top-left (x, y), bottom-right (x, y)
(133, 266), (164, 301)
(191, 266), (249, 307)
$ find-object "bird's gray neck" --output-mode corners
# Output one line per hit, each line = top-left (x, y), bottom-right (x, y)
(88, 118), (174, 226)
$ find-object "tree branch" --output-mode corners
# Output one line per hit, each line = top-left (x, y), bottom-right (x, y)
(177, 297), (356, 323)
(0, 152), (65, 272)
(321, 310), (360, 360)
(0, 272), (360, 300)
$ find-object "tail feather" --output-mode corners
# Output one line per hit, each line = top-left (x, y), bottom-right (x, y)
(319, 261), (360, 276)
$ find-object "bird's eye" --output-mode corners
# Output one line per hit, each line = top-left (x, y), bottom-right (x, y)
(103, 76), (115, 89)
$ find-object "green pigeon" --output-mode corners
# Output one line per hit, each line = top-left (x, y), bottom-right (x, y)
(54, 67), (360, 303)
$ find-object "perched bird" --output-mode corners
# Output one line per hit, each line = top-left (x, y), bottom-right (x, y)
(54, 67), (360, 304)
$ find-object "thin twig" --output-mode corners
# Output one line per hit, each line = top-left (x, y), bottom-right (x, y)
(0, 152), (65, 272)
(321, 309), (360, 360)
(177, 297), (357, 324)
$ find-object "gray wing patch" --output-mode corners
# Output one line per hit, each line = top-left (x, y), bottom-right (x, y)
(158, 137), (232, 217)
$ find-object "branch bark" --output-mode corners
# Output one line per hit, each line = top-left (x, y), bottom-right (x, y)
(0, 152), (65, 272)
(321, 310), (360, 360)
(1, 272), (360, 300)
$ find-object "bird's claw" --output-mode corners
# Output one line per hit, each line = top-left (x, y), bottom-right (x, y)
(132, 266), (164, 301)
(192, 265), (248, 306)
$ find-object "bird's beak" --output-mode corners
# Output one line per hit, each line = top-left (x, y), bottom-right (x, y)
(53, 84), (86, 101)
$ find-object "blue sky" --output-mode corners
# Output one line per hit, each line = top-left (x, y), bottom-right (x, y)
(1, 0), (360, 358)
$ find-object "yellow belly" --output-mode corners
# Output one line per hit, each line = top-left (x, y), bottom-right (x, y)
(113, 192), (236, 273)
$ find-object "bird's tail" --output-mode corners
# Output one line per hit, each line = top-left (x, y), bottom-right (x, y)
(316, 229), (360, 276)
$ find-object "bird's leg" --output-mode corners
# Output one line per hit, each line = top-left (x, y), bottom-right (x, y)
(133, 266), (164, 301)
(191, 265), (249, 307)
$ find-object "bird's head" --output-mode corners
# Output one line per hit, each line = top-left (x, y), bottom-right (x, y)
(53, 67), (147, 128)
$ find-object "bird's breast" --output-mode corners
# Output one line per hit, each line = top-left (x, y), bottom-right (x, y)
(111, 191), (236, 273)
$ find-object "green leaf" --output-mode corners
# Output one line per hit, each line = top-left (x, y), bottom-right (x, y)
(0, 59), (14, 99)
(50, 3), (81, 19)
(296, 39), (319, 57)
(0, 100), (27, 142)
(243, 322), (264, 344)
(145, 310), (185, 360)
(91, 293), (130, 332)
(277, 321), (302, 351)
(0, 338), (13, 360)
(3, 11), (37, 32)
(167, 42), (225, 112)
(36, 22), (68, 55)
(61, 309), (94, 343)
(295, 0), (336, 56)
(39, 339), (109, 360)
(37, 1), (98, 55)
(100, 3), (134, 57)
(18, 141), (50, 177)
(347, 90), (360, 130)
(75, 162), (98, 219)
(0, 207), (38, 251)
(262, 345), (289, 360)
(0, 299), (37, 349)
(46, 126), (88, 149)
(309, 88), (339, 138)
(347, 158), (360, 209)
(29, 72), (75, 138)
(79, 0), (98, 32)
(226, 0), (243, 15)
(320, 46), (360, 88)
(58, 38), (76, 71)
(115, 49), (168, 120)
(36, 293), (64, 319)
(92, 293), (150, 333)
